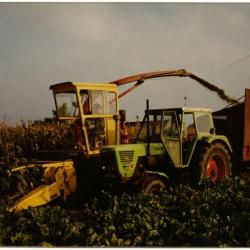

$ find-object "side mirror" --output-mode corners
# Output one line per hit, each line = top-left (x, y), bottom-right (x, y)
(210, 128), (216, 134)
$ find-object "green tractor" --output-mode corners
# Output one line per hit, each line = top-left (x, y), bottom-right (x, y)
(100, 103), (232, 193)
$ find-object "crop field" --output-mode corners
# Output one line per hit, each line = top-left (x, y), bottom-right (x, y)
(0, 121), (250, 247)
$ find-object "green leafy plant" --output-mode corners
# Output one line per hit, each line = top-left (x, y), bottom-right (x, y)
(0, 177), (249, 247)
(0, 121), (249, 247)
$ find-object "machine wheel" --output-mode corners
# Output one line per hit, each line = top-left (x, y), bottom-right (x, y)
(143, 176), (166, 194)
(191, 142), (231, 184)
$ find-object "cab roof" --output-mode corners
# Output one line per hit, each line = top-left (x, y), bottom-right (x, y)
(147, 107), (212, 113)
(50, 81), (118, 92)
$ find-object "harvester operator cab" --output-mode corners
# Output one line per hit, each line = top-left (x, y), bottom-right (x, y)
(50, 82), (120, 156)
(137, 107), (215, 167)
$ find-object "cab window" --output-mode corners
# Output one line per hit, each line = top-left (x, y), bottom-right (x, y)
(56, 92), (79, 117)
(195, 112), (213, 133)
(162, 112), (179, 139)
(80, 90), (117, 115)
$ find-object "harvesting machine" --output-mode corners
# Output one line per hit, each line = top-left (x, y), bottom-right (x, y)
(8, 69), (245, 211)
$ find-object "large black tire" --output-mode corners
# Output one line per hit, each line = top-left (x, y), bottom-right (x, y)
(142, 176), (166, 194)
(190, 142), (232, 185)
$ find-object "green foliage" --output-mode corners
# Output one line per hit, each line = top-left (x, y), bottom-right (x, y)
(0, 123), (25, 167)
(0, 177), (249, 247)
(0, 122), (249, 247)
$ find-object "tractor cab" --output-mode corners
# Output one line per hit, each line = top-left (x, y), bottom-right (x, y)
(136, 107), (216, 168)
(50, 82), (120, 156)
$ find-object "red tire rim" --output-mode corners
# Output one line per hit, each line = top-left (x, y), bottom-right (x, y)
(206, 159), (218, 182)
(206, 155), (226, 182)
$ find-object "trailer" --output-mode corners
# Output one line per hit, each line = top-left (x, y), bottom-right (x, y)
(213, 89), (250, 174)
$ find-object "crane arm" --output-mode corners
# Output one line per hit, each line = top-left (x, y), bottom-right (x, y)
(109, 69), (188, 86)
(109, 69), (236, 104)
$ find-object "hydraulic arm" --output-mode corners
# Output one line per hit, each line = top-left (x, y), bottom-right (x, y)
(110, 69), (236, 104)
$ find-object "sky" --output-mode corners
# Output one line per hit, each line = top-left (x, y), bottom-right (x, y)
(0, 3), (250, 124)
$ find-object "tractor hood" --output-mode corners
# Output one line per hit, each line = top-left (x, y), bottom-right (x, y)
(101, 143), (165, 180)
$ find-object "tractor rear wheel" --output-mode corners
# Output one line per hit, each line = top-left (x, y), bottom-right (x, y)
(190, 142), (231, 185)
(143, 176), (166, 194)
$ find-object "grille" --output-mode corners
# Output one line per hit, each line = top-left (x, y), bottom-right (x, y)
(119, 151), (134, 167)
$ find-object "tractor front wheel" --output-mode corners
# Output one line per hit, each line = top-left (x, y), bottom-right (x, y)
(142, 176), (166, 194)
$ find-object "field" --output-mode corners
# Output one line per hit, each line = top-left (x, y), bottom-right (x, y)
(0, 121), (250, 247)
